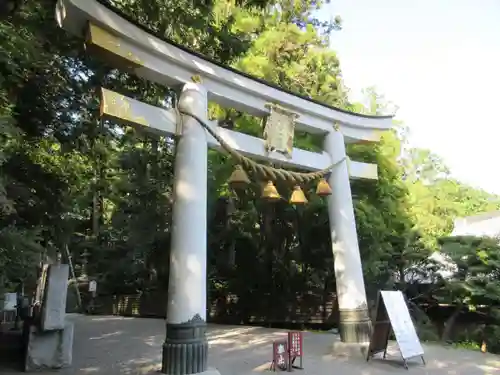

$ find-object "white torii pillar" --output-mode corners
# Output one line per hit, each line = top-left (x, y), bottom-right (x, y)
(163, 83), (212, 375)
(325, 130), (371, 344)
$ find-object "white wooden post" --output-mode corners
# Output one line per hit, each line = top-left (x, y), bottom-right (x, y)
(162, 82), (210, 375)
(324, 129), (371, 344)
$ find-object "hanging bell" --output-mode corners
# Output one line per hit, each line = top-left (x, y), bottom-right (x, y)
(316, 178), (332, 197)
(261, 181), (281, 201)
(228, 165), (250, 190)
(289, 186), (308, 205)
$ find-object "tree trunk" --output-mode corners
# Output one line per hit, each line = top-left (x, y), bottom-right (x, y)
(398, 264), (405, 290)
(441, 304), (462, 342)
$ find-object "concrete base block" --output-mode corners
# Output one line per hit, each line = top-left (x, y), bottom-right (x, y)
(24, 321), (74, 372)
(331, 341), (369, 358)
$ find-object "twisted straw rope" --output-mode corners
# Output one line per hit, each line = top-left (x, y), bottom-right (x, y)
(177, 108), (346, 184)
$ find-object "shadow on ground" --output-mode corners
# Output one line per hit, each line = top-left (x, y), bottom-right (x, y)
(1, 314), (499, 375)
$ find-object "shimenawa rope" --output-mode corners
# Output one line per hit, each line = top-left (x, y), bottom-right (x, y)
(176, 108), (345, 184)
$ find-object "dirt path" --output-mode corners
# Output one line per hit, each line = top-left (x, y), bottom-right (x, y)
(2, 314), (499, 374)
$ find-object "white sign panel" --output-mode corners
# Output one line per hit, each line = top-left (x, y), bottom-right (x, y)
(380, 290), (424, 360)
(88, 280), (97, 293)
(3, 293), (17, 311)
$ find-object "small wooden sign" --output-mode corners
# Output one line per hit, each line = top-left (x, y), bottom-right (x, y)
(270, 340), (289, 372)
(287, 331), (303, 370)
(366, 290), (425, 369)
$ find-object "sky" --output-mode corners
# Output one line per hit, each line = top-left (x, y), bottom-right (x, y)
(320, 0), (500, 194)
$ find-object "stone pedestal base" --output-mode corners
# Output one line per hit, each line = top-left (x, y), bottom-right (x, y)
(24, 321), (74, 372)
(338, 308), (372, 343)
(161, 321), (208, 375)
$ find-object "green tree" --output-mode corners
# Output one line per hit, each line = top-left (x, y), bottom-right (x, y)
(436, 236), (500, 346)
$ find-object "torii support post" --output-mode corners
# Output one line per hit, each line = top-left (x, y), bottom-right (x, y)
(162, 83), (211, 375)
(325, 130), (371, 344)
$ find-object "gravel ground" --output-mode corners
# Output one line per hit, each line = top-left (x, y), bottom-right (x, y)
(1, 314), (499, 375)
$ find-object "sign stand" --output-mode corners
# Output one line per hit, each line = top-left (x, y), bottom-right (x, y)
(366, 290), (426, 370)
(270, 340), (289, 372)
(86, 280), (97, 314)
(287, 331), (303, 371)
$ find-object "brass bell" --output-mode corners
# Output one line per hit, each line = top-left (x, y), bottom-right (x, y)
(289, 186), (308, 205)
(316, 178), (332, 197)
(228, 165), (250, 190)
(261, 181), (281, 201)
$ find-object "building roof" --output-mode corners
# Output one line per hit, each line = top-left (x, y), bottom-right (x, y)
(452, 210), (500, 238)
(403, 211), (500, 284)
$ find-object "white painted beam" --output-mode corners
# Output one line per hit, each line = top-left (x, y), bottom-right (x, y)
(347, 159), (378, 180)
(99, 88), (177, 136)
(342, 126), (386, 144)
(99, 88), (378, 180)
(56, 0), (393, 141)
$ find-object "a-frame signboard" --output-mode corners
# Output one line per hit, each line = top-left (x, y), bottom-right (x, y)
(366, 290), (426, 370)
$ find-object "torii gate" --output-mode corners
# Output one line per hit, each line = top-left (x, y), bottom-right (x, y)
(56, 0), (394, 374)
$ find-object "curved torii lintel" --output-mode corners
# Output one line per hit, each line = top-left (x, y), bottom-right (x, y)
(56, 0), (394, 142)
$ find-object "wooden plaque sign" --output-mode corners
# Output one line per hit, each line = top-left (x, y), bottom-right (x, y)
(263, 103), (297, 159)
(366, 290), (425, 369)
(270, 340), (289, 372)
(287, 331), (303, 370)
